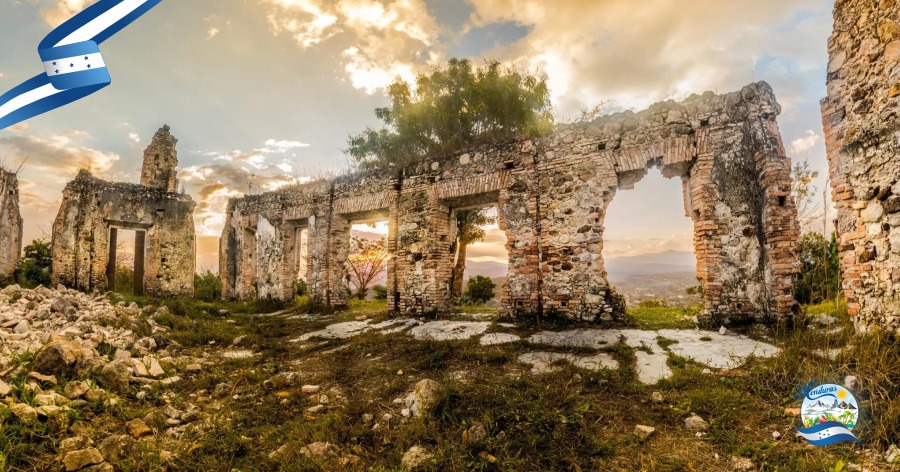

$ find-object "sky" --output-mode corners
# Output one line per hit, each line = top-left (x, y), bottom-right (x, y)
(0, 0), (835, 272)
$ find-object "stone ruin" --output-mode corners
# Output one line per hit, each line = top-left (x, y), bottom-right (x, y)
(51, 126), (196, 297)
(221, 82), (801, 324)
(0, 168), (23, 281)
(822, 0), (900, 332)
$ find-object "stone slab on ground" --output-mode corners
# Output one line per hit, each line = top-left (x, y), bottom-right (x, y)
(634, 351), (672, 385)
(480, 333), (521, 346)
(656, 330), (780, 370)
(409, 321), (492, 341)
(517, 352), (618, 375)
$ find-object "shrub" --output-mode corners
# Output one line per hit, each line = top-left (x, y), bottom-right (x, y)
(372, 284), (388, 300)
(114, 265), (135, 295)
(195, 270), (223, 302)
(795, 231), (840, 304)
(462, 275), (496, 305)
(295, 279), (307, 297)
(13, 239), (52, 288)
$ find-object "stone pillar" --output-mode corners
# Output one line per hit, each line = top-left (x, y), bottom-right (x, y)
(327, 213), (351, 308)
(0, 170), (22, 282)
(821, 0), (900, 331)
(106, 228), (118, 291)
(134, 230), (146, 296)
(500, 162), (542, 317)
(394, 182), (454, 316)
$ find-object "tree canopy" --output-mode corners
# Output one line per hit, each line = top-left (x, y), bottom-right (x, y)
(346, 58), (554, 170)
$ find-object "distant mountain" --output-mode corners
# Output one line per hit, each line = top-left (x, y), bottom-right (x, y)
(605, 250), (696, 281)
(464, 260), (508, 280)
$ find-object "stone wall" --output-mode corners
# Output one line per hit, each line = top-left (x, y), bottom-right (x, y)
(0, 169), (23, 281)
(51, 127), (196, 297)
(222, 82), (800, 324)
(822, 0), (900, 332)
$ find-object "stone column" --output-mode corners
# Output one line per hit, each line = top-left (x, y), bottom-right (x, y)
(106, 228), (118, 291)
(134, 230), (146, 296)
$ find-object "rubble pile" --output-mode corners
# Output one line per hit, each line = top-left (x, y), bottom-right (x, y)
(0, 284), (168, 366)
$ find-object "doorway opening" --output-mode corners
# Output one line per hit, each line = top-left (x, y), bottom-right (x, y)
(601, 168), (699, 309)
(347, 218), (389, 304)
(106, 227), (147, 296)
(451, 205), (509, 310)
(290, 222), (310, 298)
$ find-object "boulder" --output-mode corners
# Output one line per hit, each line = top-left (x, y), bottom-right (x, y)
(99, 360), (132, 392)
(634, 425), (656, 439)
(59, 436), (94, 456)
(10, 403), (38, 423)
(31, 338), (84, 376)
(401, 446), (434, 470)
(0, 379), (12, 396)
(126, 419), (153, 439)
(463, 422), (487, 444)
(63, 448), (104, 472)
(684, 414), (709, 431)
(99, 435), (134, 462)
(300, 442), (336, 458)
(404, 379), (442, 418)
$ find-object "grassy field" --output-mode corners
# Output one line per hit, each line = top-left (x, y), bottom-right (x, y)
(2, 296), (898, 471)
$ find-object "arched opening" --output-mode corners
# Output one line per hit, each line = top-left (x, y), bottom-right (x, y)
(602, 168), (700, 313)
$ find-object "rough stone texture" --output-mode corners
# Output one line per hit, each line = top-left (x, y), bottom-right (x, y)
(822, 0), (900, 332)
(51, 126), (195, 297)
(222, 83), (800, 324)
(139, 125), (180, 193)
(0, 169), (22, 281)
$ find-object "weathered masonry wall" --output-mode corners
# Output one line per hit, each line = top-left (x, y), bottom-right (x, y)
(51, 127), (196, 297)
(222, 82), (800, 324)
(0, 169), (23, 281)
(822, 0), (900, 332)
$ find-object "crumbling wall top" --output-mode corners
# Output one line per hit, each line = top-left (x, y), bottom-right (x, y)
(140, 125), (179, 192)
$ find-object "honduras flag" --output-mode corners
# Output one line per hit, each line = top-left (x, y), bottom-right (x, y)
(796, 421), (861, 446)
(0, 0), (162, 131)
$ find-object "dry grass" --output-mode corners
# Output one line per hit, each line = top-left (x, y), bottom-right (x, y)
(2, 299), (899, 471)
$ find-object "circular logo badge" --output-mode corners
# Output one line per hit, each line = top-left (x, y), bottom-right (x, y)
(801, 383), (859, 430)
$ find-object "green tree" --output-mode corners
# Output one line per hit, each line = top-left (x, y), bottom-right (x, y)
(794, 232), (841, 305)
(450, 209), (497, 302)
(346, 58), (550, 305)
(13, 239), (52, 288)
(346, 58), (553, 170)
(463, 275), (496, 305)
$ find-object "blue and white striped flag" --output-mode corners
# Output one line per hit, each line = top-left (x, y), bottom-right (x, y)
(796, 421), (861, 447)
(0, 0), (162, 131)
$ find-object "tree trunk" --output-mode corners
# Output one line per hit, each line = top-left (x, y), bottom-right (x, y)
(451, 241), (468, 303)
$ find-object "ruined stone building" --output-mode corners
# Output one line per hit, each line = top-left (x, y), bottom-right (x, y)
(221, 82), (800, 324)
(0, 168), (23, 281)
(822, 0), (900, 332)
(51, 126), (196, 296)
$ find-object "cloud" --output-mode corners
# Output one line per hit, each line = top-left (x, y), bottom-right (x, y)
(0, 132), (120, 183)
(262, 0), (442, 93)
(182, 138), (314, 238)
(466, 0), (830, 115)
(41, 0), (96, 27)
(207, 27), (220, 39)
(789, 130), (821, 156)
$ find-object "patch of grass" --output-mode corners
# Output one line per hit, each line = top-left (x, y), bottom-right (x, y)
(626, 306), (698, 330)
